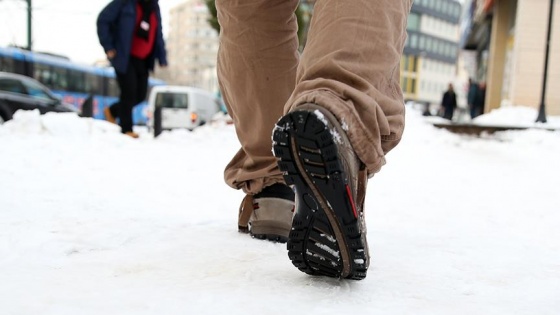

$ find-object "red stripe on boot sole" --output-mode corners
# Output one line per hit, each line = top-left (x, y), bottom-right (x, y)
(345, 184), (358, 219)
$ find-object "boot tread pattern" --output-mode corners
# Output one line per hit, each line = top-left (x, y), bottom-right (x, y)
(273, 110), (368, 280)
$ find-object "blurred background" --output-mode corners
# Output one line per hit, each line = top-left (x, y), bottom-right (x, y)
(0, 0), (558, 125)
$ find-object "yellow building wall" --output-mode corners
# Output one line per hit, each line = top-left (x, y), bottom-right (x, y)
(509, 0), (560, 115)
(486, 0), (515, 113)
(545, 0), (560, 115)
(400, 55), (419, 101)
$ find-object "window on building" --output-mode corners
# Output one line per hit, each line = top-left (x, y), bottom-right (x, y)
(419, 35), (426, 50)
(428, 0), (435, 9)
(454, 5), (462, 18)
(407, 13), (421, 31)
(426, 37), (433, 53)
(410, 34), (418, 49)
(403, 77), (409, 93)
(442, 1), (448, 15)
(432, 39), (439, 55)
(403, 55), (410, 71)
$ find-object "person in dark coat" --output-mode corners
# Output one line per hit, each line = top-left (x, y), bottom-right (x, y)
(467, 78), (479, 119)
(441, 83), (457, 120)
(97, 0), (168, 138)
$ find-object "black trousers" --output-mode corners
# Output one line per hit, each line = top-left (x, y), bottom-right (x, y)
(109, 56), (149, 133)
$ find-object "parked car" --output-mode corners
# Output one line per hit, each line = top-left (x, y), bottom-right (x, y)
(146, 85), (222, 132)
(0, 71), (78, 124)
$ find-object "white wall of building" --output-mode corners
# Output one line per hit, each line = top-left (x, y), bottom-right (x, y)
(165, 0), (219, 92)
(420, 15), (460, 42)
(417, 58), (458, 105)
(410, 1), (462, 107)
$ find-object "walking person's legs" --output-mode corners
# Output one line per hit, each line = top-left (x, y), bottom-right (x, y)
(115, 58), (139, 137)
(216, 0), (300, 241)
(134, 57), (149, 106)
(273, 0), (412, 279)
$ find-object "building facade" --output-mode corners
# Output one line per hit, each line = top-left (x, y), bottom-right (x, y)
(162, 0), (219, 93)
(401, 0), (463, 107)
(461, 0), (560, 115)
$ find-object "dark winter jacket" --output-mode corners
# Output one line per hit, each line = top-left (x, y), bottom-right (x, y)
(467, 83), (478, 106)
(441, 90), (457, 120)
(97, 0), (167, 74)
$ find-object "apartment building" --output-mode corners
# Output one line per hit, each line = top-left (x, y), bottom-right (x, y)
(401, 0), (463, 106)
(163, 0), (219, 92)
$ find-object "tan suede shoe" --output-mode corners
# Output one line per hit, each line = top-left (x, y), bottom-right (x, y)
(125, 131), (139, 139)
(238, 183), (295, 243)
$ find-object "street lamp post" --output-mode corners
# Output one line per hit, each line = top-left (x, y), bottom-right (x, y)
(536, 0), (554, 123)
(26, 0), (31, 51)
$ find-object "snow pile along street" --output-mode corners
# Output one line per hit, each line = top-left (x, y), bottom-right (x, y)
(0, 106), (559, 315)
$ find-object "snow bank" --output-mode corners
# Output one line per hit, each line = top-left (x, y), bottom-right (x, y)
(0, 110), (121, 138)
(473, 105), (560, 128)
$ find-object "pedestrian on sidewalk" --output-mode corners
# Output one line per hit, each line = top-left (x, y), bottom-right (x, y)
(97, 0), (167, 138)
(218, 0), (412, 280)
(467, 78), (479, 119)
(441, 83), (457, 120)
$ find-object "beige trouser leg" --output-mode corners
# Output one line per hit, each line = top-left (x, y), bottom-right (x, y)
(218, 0), (412, 193)
(217, 0), (299, 194)
(286, 0), (413, 175)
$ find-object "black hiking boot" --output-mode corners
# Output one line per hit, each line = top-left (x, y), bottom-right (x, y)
(272, 104), (369, 280)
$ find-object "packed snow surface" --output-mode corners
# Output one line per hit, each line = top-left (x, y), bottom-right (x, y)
(1, 107), (559, 314)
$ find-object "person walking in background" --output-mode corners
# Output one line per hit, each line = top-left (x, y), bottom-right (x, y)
(441, 83), (457, 120)
(97, 0), (167, 138)
(217, 0), (412, 280)
(467, 78), (479, 119)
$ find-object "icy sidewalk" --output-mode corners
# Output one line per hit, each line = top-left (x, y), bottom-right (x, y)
(426, 106), (560, 135)
(0, 108), (559, 315)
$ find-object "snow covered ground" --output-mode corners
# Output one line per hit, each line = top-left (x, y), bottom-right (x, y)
(0, 106), (559, 315)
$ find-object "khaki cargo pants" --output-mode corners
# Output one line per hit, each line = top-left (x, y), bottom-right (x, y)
(217, 0), (413, 194)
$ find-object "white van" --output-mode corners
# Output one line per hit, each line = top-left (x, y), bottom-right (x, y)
(147, 85), (222, 131)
